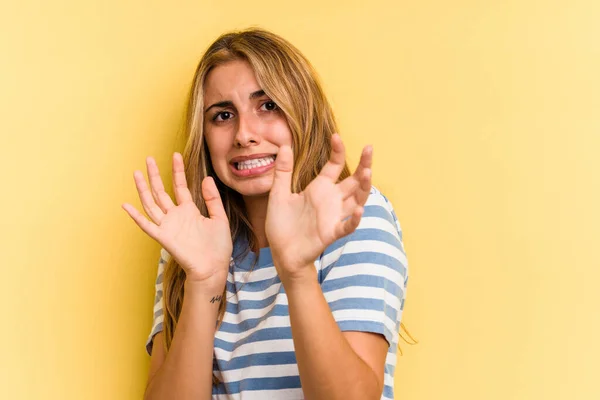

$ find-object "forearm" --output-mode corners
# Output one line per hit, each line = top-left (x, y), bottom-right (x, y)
(283, 269), (382, 400)
(144, 280), (221, 400)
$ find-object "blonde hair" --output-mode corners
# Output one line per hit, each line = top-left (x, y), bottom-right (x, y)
(160, 27), (416, 386)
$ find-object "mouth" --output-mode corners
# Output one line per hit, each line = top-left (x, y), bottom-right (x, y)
(229, 154), (277, 178)
(231, 154), (277, 171)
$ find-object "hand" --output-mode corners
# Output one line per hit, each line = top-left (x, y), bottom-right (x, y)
(265, 133), (373, 283)
(122, 153), (232, 289)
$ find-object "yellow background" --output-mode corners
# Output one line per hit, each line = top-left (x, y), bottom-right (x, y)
(1, 1), (598, 399)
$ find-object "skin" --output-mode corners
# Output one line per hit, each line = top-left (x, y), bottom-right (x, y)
(202, 59), (293, 248)
(123, 59), (389, 400)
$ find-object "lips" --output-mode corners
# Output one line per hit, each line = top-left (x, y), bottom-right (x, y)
(229, 153), (277, 177)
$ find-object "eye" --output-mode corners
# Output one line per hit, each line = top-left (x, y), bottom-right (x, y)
(213, 111), (234, 122)
(260, 101), (279, 112)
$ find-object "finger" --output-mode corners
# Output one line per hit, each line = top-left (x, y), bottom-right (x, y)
(146, 157), (175, 213)
(342, 195), (359, 218)
(338, 175), (360, 199)
(356, 167), (372, 204)
(172, 152), (193, 205)
(338, 167), (371, 198)
(348, 145), (373, 186)
(319, 133), (346, 181)
(340, 143), (373, 196)
(202, 176), (228, 220)
(133, 170), (165, 224)
(122, 203), (161, 239)
(358, 145), (374, 172)
(335, 206), (364, 239)
(337, 143), (373, 195)
(341, 167), (371, 215)
(270, 145), (293, 197)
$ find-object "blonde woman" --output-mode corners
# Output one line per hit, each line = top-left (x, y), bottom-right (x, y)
(122, 28), (410, 400)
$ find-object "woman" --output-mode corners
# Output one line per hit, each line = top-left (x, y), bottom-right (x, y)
(122, 28), (410, 400)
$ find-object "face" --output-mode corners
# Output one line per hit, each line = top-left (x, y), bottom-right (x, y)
(202, 59), (293, 198)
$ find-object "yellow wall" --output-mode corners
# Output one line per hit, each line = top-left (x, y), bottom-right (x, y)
(2, 1), (598, 399)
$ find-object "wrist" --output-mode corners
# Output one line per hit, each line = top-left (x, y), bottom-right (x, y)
(184, 265), (228, 290)
(184, 279), (225, 304)
(278, 264), (318, 290)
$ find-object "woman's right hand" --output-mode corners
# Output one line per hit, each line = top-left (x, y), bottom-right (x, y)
(122, 153), (233, 291)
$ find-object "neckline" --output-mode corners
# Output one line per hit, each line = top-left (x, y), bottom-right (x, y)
(232, 235), (274, 271)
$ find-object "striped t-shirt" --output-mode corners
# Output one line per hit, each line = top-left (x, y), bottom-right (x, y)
(146, 186), (409, 399)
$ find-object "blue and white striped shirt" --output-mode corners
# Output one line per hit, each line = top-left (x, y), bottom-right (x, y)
(146, 186), (409, 399)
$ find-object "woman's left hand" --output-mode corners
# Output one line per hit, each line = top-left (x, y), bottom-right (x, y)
(265, 133), (373, 284)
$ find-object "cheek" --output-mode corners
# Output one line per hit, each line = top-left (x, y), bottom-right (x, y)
(205, 131), (228, 157)
(203, 136), (230, 175)
(270, 119), (293, 146)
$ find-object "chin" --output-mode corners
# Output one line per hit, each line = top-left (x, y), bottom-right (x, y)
(239, 189), (271, 198)
(225, 176), (274, 198)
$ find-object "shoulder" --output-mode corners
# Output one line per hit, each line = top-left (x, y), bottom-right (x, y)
(364, 185), (399, 221)
(344, 185), (404, 245)
(319, 186), (406, 270)
(151, 248), (171, 288)
(365, 185), (390, 206)
(159, 248), (171, 263)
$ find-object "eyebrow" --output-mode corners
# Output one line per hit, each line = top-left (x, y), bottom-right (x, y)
(204, 89), (267, 114)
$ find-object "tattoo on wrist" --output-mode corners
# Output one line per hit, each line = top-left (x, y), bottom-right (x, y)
(210, 295), (223, 304)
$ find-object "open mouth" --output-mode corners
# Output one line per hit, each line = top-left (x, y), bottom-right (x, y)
(234, 155), (276, 170)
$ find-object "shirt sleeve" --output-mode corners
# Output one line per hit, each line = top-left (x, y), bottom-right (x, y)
(145, 248), (170, 356)
(318, 187), (409, 347)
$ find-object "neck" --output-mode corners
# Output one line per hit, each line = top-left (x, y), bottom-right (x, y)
(243, 194), (270, 250)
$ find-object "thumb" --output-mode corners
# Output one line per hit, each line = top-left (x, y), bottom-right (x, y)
(271, 145), (293, 197)
(202, 176), (227, 220)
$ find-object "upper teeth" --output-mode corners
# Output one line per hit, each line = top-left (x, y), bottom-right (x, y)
(236, 156), (275, 170)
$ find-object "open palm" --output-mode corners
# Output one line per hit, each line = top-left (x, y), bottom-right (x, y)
(122, 153), (232, 288)
(266, 134), (373, 280)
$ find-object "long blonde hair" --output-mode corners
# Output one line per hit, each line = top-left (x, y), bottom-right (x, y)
(160, 27), (417, 385)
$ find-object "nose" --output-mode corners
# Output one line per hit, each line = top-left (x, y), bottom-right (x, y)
(234, 112), (261, 148)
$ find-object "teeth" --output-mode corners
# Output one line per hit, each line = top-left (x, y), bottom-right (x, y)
(236, 155), (275, 170)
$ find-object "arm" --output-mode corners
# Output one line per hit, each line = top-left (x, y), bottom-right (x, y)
(122, 154), (233, 399)
(264, 136), (406, 400)
(283, 270), (387, 400)
(144, 280), (221, 400)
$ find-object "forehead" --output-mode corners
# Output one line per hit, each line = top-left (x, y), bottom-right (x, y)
(203, 59), (260, 100)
